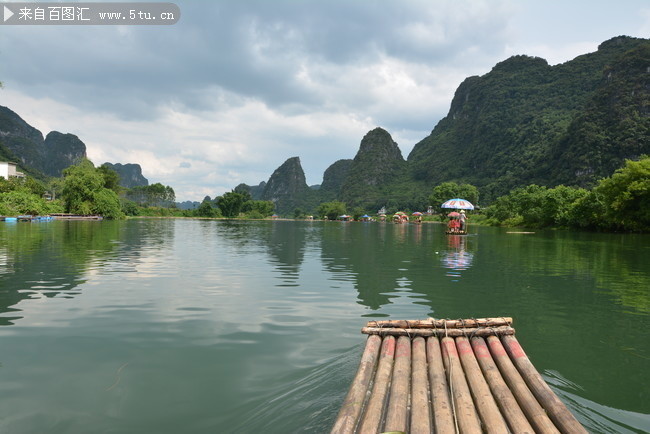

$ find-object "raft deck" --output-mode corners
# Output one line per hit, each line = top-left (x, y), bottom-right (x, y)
(331, 317), (586, 434)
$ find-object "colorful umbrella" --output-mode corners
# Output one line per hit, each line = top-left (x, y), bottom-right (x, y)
(412, 212), (423, 216)
(448, 211), (461, 217)
(441, 198), (474, 210)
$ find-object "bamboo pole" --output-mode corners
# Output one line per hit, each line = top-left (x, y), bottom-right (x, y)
(357, 336), (396, 434)
(426, 336), (456, 433)
(441, 336), (482, 433)
(384, 336), (411, 433)
(367, 317), (512, 329)
(362, 326), (515, 337)
(486, 336), (560, 434)
(501, 335), (587, 434)
(410, 337), (431, 434)
(471, 337), (535, 433)
(330, 335), (382, 434)
(456, 336), (509, 434)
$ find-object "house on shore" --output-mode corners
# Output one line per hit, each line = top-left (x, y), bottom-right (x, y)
(0, 162), (25, 179)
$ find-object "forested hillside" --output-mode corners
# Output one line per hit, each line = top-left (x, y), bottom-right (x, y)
(407, 36), (649, 202)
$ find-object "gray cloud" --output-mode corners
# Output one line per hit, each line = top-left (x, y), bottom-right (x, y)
(1, 0), (513, 120)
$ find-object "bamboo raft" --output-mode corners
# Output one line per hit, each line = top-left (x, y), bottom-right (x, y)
(445, 230), (468, 235)
(49, 213), (103, 220)
(331, 317), (586, 434)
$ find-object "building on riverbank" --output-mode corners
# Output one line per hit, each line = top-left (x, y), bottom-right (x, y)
(0, 162), (25, 179)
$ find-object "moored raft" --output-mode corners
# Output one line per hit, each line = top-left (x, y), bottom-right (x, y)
(331, 317), (586, 434)
(49, 213), (103, 220)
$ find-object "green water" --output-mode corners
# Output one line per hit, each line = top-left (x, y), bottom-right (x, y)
(0, 219), (648, 433)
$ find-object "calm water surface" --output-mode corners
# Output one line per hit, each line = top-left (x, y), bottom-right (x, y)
(0, 219), (648, 433)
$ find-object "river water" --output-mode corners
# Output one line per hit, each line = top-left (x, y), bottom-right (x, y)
(0, 219), (648, 433)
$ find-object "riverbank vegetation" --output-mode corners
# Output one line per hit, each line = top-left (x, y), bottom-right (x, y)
(484, 156), (649, 232)
(1, 156), (647, 231)
(0, 175), (63, 216)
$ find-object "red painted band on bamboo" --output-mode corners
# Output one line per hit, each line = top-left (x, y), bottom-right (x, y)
(506, 338), (526, 359)
(487, 337), (507, 356)
(456, 338), (473, 355)
(442, 339), (458, 356)
(471, 339), (491, 358)
(395, 338), (411, 358)
(382, 336), (396, 356)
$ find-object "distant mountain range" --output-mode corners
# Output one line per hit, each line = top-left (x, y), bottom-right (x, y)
(0, 106), (148, 187)
(240, 35), (649, 214)
(3, 35), (648, 215)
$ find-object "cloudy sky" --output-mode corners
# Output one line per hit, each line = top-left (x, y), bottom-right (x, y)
(1, 0), (648, 201)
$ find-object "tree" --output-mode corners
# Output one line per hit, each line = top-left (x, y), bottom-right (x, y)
(539, 185), (589, 227)
(126, 183), (176, 207)
(244, 200), (274, 217)
(120, 198), (140, 216)
(61, 159), (105, 214)
(215, 191), (250, 218)
(429, 182), (479, 211)
(98, 164), (122, 193)
(592, 156), (650, 231)
(92, 188), (124, 219)
(317, 201), (346, 220)
(351, 207), (366, 221)
(194, 199), (220, 217)
(61, 158), (124, 219)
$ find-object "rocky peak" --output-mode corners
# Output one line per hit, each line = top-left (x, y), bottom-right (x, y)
(44, 132), (87, 177)
(320, 159), (352, 200)
(346, 127), (405, 187)
(262, 157), (311, 214)
(0, 106), (87, 177)
(0, 106), (44, 144)
(357, 128), (404, 161)
(338, 127), (407, 208)
(263, 157), (308, 198)
(102, 162), (149, 188)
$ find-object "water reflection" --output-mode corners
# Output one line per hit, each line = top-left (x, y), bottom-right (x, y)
(266, 221), (307, 282)
(0, 220), (174, 325)
(440, 235), (474, 281)
(319, 222), (438, 311)
(493, 230), (650, 314)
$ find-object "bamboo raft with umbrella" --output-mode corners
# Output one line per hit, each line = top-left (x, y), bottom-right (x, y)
(442, 199), (472, 237)
(331, 317), (586, 434)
